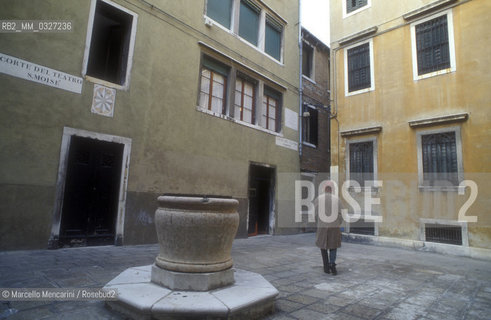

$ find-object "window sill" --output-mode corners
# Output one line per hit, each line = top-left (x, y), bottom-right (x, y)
(343, 3), (371, 19)
(347, 186), (380, 195)
(345, 86), (374, 97)
(196, 106), (282, 137)
(302, 75), (316, 84)
(418, 185), (463, 192)
(84, 75), (127, 91)
(413, 67), (456, 81)
(302, 142), (317, 149)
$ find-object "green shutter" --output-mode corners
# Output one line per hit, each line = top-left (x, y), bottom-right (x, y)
(206, 0), (232, 29)
(202, 56), (229, 76)
(239, 0), (260, 45)
(265, 20), (281, 60)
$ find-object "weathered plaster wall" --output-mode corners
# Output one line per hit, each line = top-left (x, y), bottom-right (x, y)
(0, 0), (300, 249)
(329, 0), (491, 249)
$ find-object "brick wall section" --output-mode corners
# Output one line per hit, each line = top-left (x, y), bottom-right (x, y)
(301, 28), (330, 173)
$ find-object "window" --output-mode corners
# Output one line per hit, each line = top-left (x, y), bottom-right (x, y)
(234, 77), (256, 124)
(347, 138), (377, 187)
(206, 0), (233, 29)
(347, 42), (371, 92)
(302, 43), (314, 78)
(239, 0), (260, 46)
(265, 18), (282, 60)
(203, 1), (284, 62)
(416, 127), (463, 189)
(343, 0), (371, 17)
(84, 0), (137, 87)
(416, 15), (450, 75)
(411, 10), (455, 80)
(349, 141), (373, 186)
(302, 104), (318, 146)
(199, 57), (229, 115)
(262, 87), (281, 132)
(197, 51), (284, 134)
(347, 0), (368, 13)
(421, 132), (458, 185)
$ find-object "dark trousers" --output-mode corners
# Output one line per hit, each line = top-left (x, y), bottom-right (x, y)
(320, 248), (337, 265)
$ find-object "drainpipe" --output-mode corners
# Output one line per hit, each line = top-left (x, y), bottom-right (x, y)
(298, 0), (303, 158)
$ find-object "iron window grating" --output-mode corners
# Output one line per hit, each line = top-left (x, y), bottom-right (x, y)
(350, 220), (375, 235)
(349, 141), (374, 186)
(425, 224), (462, 245)
(421, 131), (458, 186)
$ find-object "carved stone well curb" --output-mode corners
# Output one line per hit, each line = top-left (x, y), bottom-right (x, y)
(151, 196), (239, 291)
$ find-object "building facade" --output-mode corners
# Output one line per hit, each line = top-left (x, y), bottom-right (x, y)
(0, 0), (301, 250)
(300, 27), (331, 175)
(330, 0), (491, 254)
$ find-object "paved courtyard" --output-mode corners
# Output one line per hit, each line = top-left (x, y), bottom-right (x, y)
(1, 233), (490, 319)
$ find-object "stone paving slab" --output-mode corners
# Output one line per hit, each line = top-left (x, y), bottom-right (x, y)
(1, 233), (491, 319)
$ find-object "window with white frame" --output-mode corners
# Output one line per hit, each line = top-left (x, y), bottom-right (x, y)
(344, 39), (374, 96)
(204, 0), (284, 62)
(347, 138), (377, 187)
(410, 10), (456, 80)
(343, 0), (371, 18)
(234, 76), (256, 124)
(199, 56), (229, 115)
(417, 127), (463, 188)
(347, 0), (368, 13)
(262, 87), (281, 133)
(84, 0), (137, 88)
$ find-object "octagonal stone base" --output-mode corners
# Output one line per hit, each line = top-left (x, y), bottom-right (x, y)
(104, 265), (278, 320)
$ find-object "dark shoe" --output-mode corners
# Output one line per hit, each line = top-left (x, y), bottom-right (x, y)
(324, 264), (331, 274)
(330, 264), (337, 275)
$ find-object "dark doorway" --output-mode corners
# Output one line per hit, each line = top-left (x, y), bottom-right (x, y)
(59, 136), (124, 247)
(248, 164), (275, 236)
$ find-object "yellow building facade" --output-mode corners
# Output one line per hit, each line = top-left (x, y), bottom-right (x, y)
(329, 0), (491, 255)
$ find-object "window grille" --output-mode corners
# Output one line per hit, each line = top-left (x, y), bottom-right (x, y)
(350, 220), (375, 235)
(425, 224), (462, 245)
(349, 141), (374, 186)
(416, 15), (450, 75)
(421, 132), (458, 185)
(347, 42), (371, 92)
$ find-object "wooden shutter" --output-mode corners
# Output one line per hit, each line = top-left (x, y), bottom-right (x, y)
(416, 15), (450, 75)
(348, 42), (371, 92)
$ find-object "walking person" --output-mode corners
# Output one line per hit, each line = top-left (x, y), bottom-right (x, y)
(315, 184), (343, 275)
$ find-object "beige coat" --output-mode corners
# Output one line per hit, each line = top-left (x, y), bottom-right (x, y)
(315, 192), (343, 250)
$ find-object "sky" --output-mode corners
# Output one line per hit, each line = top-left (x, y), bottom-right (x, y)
(301, 0), (330, 45)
